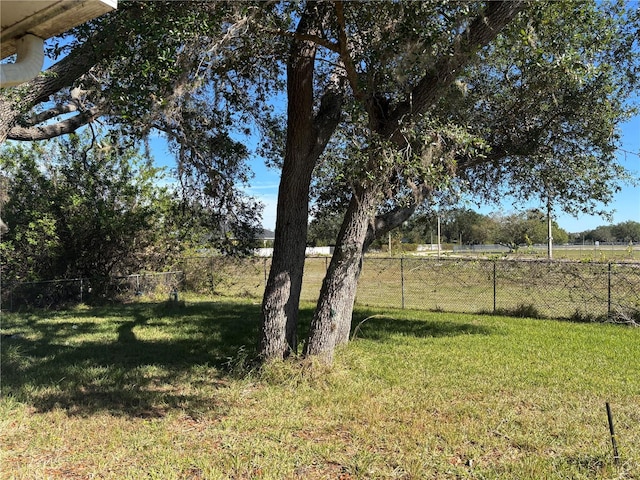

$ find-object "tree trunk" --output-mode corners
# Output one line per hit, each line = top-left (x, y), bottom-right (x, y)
(304, 184), (378, 362)
(334, 202), (423, 346)
(258, 3), (342, 360)
(259, 152), (315, 359)
(306, 190), (426, 361)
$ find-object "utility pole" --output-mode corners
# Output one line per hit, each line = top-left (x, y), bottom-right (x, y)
(437, 213), (441, 260)
(547, 195), (553, 260)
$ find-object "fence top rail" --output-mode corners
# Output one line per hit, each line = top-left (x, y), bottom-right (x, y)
(10, 271), (184, 287)
(112, 271), (183, 279)
(181, 253), (640, 268)
(12, 277), (85, 285)
(367, 256), (640, 267)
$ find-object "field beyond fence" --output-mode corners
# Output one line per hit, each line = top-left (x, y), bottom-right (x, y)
(180, 256), (640, 321)
(4, 257), (640, 322)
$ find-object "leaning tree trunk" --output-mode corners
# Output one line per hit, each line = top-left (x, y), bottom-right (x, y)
(306, 189), (425, 362)
(304, 184), (379, 362)
(332, 203), (421, 347)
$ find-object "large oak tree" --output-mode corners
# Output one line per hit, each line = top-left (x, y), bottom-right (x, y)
(259, 1), (525, 360)
(259, 1), (639, 362)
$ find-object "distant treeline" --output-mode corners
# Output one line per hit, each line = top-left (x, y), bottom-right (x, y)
(308, 208), (640, 248)
(578, 221), (640, 243)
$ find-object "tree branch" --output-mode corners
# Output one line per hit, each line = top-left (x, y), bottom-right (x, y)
(364, 184), (432, 249)
(265, 27), (340, 54)
(0, 4), (140, 144)
(334, 1), (366, 102)
(7, 106), (101, 141)
(383, 1), (525, 138)
(27, 102), (82, 126)
(310, 90), (343, 161)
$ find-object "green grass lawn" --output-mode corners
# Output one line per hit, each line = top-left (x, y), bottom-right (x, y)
(1, 299), (639, 479)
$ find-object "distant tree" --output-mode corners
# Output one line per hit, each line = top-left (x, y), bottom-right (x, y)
(397, 213), (433, 245)
(585, 225), (616, 243)
(441, 208), (490, 245)
(583, 221), (640, 243)
(494, 213), (529, 251)
(551, 223), (569, 245)
(611, 221), (640, 243)
(308, 212), (343, 247)
(494, 210), (568, 250)
(469, 216), (500, 245)
(400, 208), (495, 245)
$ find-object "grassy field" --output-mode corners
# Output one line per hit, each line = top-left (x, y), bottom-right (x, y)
(1, 299), (639, 479)
(177, 252), (640, 322)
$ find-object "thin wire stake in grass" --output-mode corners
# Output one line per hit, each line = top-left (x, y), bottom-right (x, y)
(606, 402), (621, 467)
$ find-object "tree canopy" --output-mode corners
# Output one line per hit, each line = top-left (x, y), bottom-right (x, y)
(583, 221), (640, 243)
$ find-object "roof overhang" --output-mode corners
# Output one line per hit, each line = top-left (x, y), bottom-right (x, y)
(1, 0), (117, 60)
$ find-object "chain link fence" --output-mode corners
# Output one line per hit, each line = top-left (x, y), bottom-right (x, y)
(180, 256), (270, 298)
(4, 258), (639, 321)
(3, 272), (183, 311)
(179, 256), (333, 303)
(357, 258), (640, 321)
(181, 256), (639, 321)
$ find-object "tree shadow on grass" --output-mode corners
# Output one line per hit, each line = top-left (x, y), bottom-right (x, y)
(349, 309), (496, 341)
(1, 302), (495, 417)
(1, 301), (263, 418)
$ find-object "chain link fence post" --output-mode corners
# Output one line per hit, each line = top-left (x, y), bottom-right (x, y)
(608, 262), (612, 318)
(493, 261), (497, 313)
(263, 257), (268, 287)
(401, 257), (405, 309)
(212, 257), (219, 296)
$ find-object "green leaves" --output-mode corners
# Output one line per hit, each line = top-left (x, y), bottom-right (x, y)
(442, 0), (639, 217)
(0, 132), (182, 282)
